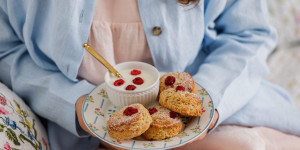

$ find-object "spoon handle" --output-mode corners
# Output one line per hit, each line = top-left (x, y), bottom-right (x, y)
(83, 43), (122, 78)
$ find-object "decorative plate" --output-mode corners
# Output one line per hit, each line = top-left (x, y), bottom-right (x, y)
(82, 83), (214, 150)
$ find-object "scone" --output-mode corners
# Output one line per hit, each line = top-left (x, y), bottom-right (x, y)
(159, 88), (202, 116)
(159, 72), (196, 94)
(107, 103), (152, 140)
(143, 106), (183, 140)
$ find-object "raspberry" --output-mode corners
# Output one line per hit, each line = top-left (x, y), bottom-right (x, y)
(169, 111), (177, 119)
(123, 107), (138, 116)
(165, 76), (175, 86)
(132, 77), (144, 85)
(130, 69), (141, 75)
(176, 86), (185, 92)
(125, 85), (136, 91)
(148, 108), (158, 115)
(113, 79), (125, 86)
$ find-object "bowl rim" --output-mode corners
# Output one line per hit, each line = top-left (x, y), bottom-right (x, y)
(104, 61), (160, 94)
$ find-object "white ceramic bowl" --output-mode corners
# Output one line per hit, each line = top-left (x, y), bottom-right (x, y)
(104, 61), (160, 108)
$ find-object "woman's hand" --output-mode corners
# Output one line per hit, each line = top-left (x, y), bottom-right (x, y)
(194, 109), (219, 142)
(171, 109), (219, 150)
(76, 95), (219, 150)
(190, 109), (219, 142)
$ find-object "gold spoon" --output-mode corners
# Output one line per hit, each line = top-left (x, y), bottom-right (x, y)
(83, 43), (123, 78)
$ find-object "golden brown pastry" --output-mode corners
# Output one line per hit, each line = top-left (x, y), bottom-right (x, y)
(159, 88), (202, 116)
(143, 106), (183, 140)
(159, 72), (196, 94)
(107, 103), (152, 140)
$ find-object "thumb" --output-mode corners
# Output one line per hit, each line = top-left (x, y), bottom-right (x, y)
(208, 109), (219, 130)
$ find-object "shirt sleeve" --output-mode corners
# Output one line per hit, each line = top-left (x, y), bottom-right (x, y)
(193, 0), (277, 129)
(0, 3), (94, 137)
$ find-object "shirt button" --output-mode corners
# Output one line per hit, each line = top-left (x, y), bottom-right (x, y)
(152, 26), (162, 36)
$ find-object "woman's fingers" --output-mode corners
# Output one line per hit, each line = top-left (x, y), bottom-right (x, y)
(209, 109), (219, 130)
(183, 109), (219, 146)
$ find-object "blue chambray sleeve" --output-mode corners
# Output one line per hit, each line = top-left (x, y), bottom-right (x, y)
(193, 1), (277, 129)
(0, 3), (94, 137)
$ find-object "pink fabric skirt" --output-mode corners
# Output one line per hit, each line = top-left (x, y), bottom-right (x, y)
(97, 125), (300, 150)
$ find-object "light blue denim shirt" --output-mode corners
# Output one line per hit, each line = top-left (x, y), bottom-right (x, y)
(1, 0), (300, 149)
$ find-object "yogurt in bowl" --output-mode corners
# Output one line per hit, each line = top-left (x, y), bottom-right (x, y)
(108, 69), (156, 91)
(105, 61), (160, 108)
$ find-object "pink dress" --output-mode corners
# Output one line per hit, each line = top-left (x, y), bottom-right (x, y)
(78, 0), (153, 85)
(79, 1), (300, 150)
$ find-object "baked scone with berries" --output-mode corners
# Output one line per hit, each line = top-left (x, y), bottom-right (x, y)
(159, 72), (196, 94)
(143, 106), (183, 140)
(107, 103), (152, 140)
(159, 88), (202, 116)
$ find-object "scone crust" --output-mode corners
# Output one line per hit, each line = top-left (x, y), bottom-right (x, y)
(143, 106), (182, 140)
(159, 72), (196, 94)
(107, 103), (152, 140)
(159, 89), (202, 116)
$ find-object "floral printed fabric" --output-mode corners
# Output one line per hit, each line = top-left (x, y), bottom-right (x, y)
(266, 46), (300, 108)
(266, 0), (300, 108)
(267, 0), (300, 49)
(0, 82), (49, 150)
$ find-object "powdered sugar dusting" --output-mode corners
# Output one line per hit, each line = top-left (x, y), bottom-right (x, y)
(177, 90), (201, 100)
(150, 106), (182, 127)
(160, 72), (195, 92)
(109, 112), (138, 126)
(108, 104), (144, 131)
(109, 105), (142, 130)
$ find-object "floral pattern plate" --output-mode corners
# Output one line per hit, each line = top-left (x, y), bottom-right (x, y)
(82, 83), (214, 150)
